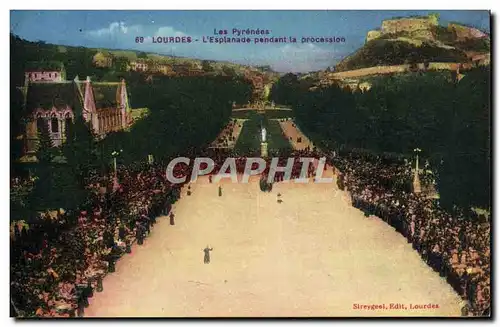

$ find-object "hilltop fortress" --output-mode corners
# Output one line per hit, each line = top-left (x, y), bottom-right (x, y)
(366, 14), (488, 43)
(316, 13), (491, 91)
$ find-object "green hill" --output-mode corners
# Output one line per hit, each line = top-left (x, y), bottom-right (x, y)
(336, 39), (469, 71)
(9, 34), (275, 86)
(335, 14), (490, 72)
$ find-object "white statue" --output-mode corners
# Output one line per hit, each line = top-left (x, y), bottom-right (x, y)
(261, 126), (267, 143)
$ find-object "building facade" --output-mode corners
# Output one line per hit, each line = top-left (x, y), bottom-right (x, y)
(24, 61), (66, 83)
(130, 60), (148, 72)
(92, 52), (114, 68)
(23, 63), (131, 154)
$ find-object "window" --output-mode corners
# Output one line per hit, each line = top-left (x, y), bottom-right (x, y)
(51, 117), (59, 133)
(49, 73), (51, 78)
(99, 116), (103, 132)
(36, 118), (45, 134)
(55, 73), (58, 77)
(65, 116), (72, 140)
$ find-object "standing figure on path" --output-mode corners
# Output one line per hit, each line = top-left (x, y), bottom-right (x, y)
(144, 218), (151, 235)
(170, 212), (175, 226)
(165, 202), (172, 216)
(136, 222), (144, 245)
(218, 186), (222, 197)
(203, 246), (213, 264)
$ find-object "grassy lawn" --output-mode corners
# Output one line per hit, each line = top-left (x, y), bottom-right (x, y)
(234, 111), (292, 155)
(231, 109), (293, 120)
(130, 108), (150, 122)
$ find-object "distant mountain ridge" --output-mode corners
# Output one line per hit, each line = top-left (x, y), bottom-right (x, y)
(10, 34), (280, 80)
(10, 34), (281, 102)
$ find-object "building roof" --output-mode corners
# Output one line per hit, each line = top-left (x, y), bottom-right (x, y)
(91, 83), (121, 108)
(25, 61), (65, 72)
(25, 79), (127, 114)
(25, 82), (80, 112)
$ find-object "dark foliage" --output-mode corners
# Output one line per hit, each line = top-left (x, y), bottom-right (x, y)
(62, 116), (100, 185)
(270, 67), (491, 210)
(335, 39), (469, 72)
(100, 75), (252, 164)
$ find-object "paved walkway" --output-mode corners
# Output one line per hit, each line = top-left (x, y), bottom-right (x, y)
(85, 173), (462, 317)
(210, 119), (246, 149)
(278, 120), (314, 151)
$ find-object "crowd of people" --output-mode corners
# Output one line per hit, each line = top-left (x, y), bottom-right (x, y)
(10, 146), (490, 317)
(210, 120), (240, 148)
(201, 147), (319, 182)
(10, 162), (189, 317)
(330, 150), (490, 316)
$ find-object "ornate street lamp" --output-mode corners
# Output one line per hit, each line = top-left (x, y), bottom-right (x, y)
(111, 149), (123, 177)
(413, 148), (422, 194)
(414, 148), (421, 170)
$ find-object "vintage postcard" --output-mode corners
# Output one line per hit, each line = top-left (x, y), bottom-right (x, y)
(9, 9), (491, 318)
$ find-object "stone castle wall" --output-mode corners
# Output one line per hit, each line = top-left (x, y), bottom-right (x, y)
(330, 61), (464, 79)
(367, 14), (439, 42)
(381, 16), (438, 34)
(367, 15), (488, 44)
(330, 65), (410, 79)
(427, 62), (458, 71)
(366, 30), (383, 42)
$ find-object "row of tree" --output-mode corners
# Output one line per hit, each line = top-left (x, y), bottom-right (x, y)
(11, 115), (96, 221)
(270, 68), (491, 211)
(101, 75), (253, 164)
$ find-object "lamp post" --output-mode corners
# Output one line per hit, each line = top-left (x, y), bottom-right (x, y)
(111, 149), (123, 177)
(413, 148), (422, 194)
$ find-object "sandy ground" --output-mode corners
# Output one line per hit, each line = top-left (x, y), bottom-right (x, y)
(85, 170), (462, 317)
(210, 119), (246, 149)
(278, 120), (314, 151)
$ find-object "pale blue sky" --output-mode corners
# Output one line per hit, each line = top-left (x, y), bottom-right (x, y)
(10, 10), (490, 72)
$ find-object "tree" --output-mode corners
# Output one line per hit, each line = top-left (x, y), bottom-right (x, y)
(137, 52), (148, 59)
(29, 122), (88, 213)
(93, 52), (113, 68)
(287, 67), (490, 211)
(222, 66), (236, 77)
(10, 88), (25, 174)
(36, 121), (56, 164)
(28, 122), (55, 212)
(29, 162), (88, 213)
(202, 60), (214, 72)
(63, 116), (99, 185)
(269, 73), (299, 106)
